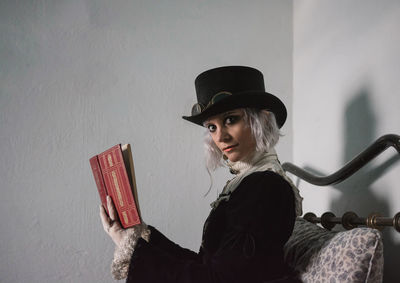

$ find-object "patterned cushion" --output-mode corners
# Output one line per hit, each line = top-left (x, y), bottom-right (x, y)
(284, 218), (384, 283)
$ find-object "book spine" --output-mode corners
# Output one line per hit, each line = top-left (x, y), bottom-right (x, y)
(89, 156), (109, 215)
(98, 145), (141, 228)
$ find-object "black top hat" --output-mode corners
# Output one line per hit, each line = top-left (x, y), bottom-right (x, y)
(182, 66), (287, 128)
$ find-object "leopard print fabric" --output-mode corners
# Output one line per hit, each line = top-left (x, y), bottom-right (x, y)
(284, 218), (383, 283)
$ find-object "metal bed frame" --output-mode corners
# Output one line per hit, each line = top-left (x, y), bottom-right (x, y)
(282, 134), (400, 232)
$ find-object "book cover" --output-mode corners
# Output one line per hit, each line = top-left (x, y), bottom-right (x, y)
(89, 155), (109, 215)
(90, 144), (141, 228)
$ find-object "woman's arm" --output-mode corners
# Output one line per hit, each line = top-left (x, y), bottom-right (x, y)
(100, 195), (200, 280)
(146, 225), (200, 261)
(125, 171), (297, 283)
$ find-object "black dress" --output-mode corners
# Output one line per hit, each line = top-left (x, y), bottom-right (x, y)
(126, 171), (299, 283)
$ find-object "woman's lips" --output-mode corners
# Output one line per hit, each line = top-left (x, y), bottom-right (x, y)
(223, 144), (239, 152)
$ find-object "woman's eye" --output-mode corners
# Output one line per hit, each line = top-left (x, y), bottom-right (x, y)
(225, 115), (238, 125)
(207, 124), (217, 132)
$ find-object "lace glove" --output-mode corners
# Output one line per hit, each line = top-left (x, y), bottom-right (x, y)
(111, 223), (151, 280)
(99, 195), (151, 280)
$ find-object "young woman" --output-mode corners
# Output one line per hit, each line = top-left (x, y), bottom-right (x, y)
(100, 66), (303, 282)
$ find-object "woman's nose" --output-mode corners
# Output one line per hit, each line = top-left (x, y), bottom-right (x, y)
(216, 127), (230, 142)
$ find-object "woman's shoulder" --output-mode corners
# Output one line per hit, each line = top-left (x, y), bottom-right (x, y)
(235, 170), (294, 197)
(227, 170), (296, 217)
(242, 170), (291, 186)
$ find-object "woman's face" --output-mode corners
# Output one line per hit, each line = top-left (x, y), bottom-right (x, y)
(205, 109), (256, 162)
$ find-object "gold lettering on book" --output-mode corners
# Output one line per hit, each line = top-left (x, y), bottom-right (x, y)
(111, 171), (124, 207)
(107, 154), (113, 167)
(122, 211), (128, 224)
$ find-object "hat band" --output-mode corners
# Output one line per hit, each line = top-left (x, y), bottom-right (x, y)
(191, 91), (232, 116)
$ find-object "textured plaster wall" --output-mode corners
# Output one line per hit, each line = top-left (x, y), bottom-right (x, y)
(0, 1), (293, 282)
(293, 0), (400, 281)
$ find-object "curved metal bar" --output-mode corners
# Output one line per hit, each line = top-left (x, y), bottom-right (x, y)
(282, 134), (400, 186)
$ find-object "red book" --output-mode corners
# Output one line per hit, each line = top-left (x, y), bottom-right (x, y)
(90, 144), (141, 228)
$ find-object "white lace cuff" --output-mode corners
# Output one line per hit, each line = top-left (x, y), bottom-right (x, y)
(111, 224), (151, 280)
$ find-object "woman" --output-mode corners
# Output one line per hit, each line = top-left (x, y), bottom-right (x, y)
(100, 66), (303, 282)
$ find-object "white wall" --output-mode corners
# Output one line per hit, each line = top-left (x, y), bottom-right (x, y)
(0, 1), (293, 282)
(293, 0), (400, 281)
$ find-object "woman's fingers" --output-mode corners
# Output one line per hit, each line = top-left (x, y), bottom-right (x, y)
(107, 195), (118, 221)
(100, 196), (123, 241)
(99, 204), (111, 233)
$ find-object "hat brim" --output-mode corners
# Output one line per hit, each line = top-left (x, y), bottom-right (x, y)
(182, 91), (287, 128)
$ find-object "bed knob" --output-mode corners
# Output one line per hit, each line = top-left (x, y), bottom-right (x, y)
(342, 211), (359, 230)
(321, 212), (336, 230)
(303, 212), (317, 223)
(393, 212), (400, 232)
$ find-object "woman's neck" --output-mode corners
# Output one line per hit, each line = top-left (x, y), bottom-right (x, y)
(227, 150), (267, 175)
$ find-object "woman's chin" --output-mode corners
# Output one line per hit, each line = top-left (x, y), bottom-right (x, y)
(225, 153), (245, 163)
(226, 151), (255, 163)
(224, 153), (238, 162)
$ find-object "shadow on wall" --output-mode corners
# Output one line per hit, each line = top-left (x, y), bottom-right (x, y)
(300, 88), (400, 282)
(331, 89), (400, 282)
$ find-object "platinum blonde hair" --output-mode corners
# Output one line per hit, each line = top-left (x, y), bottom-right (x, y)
(203, 108), (281, 171)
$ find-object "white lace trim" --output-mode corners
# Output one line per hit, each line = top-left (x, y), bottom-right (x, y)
(111, 223), (151, 280)
(212, 149), (303, 216)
